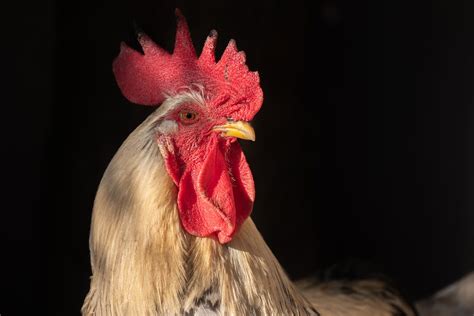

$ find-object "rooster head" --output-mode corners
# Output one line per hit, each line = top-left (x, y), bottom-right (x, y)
(112, 10), (263, 244)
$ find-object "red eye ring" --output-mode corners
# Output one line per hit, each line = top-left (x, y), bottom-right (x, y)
(179, 110), (199, 125)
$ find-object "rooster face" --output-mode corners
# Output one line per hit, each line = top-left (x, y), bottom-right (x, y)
(151, 90), (256, 244)
(154, 90), (255, 155)
(113, 10), (262, 244)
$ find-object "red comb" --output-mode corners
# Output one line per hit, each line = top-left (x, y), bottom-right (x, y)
(113, 9), (263, 121)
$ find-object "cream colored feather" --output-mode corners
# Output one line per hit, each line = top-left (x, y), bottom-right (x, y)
(82, 99), (317, 315)
(82, 94), (416, 315)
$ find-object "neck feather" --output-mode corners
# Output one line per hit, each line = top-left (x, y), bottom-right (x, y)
(82, 113), (316, 315)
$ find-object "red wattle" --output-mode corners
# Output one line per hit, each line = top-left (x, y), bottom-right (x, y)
(168, 136), (254, 243)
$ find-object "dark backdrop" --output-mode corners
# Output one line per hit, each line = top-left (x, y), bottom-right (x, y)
(1, 0), (473, 314)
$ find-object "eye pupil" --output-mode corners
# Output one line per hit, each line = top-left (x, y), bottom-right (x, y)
(179, 110), (198, 124)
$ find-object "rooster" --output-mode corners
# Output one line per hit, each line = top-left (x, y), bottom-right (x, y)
(82, 10), (418, 315)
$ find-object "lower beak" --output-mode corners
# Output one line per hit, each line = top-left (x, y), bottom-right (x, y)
(212, 121), (256, 141)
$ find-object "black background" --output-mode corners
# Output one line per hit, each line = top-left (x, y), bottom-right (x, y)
(1, 0), (473, 314)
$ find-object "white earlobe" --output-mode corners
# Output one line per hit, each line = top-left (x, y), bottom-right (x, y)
(157, 119), (179, 134)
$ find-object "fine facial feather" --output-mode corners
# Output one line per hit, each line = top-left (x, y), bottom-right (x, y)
(82, 92), (318, 315)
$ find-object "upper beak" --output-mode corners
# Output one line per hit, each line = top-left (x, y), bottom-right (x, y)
(212, 121), (256, 141)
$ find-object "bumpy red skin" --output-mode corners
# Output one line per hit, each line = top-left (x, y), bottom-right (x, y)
(112, 10), (262, 243)
(112, 10), (262, 122)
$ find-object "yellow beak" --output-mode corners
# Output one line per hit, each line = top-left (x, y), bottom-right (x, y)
(212, 121), (256, 141)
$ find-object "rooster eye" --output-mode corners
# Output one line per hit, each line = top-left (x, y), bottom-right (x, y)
(179, 110), (199, 125)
